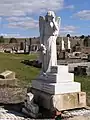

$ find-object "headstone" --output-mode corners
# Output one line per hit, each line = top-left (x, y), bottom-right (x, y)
(20, 42), (24, 50)
(61, 37), (65, 50)
(68, 37), (71, 50)
(31, 11), (86, 112)
(29, 38), (32, 53)
(24, 39), (29, 53)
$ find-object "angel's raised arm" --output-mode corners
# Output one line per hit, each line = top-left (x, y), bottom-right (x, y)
(56, 17), (61, 30)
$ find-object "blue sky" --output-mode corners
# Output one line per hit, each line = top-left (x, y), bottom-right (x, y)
(0, 0), (90, 38)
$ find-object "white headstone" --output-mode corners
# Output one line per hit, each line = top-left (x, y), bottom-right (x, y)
(61, 37), (65, 50)
(68, 37), (71, 49)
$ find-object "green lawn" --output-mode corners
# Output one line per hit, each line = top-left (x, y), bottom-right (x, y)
(75, 75), (90, 97)
(0, 52), (40, 86)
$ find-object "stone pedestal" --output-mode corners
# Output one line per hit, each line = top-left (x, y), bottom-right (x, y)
(31, 88), (86, 111)
(32, 80), (80, 94)
(31, 65), (86, 111)
(32, 65), (81, 94)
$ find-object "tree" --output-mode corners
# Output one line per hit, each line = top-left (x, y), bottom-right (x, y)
(80, 35), (85, 39)
(0, 36), (4, 43)
(9, 38), (17, 43)
(67, 34), (70, 38)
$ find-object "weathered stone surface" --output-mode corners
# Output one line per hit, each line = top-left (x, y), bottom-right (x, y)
(39, 11), (60, 73)
(0, 78), (17, 86)
(32, 80), (81, 94)
(68, 116), (90, 120)
(0, 87), (27, 104)
(22, 107), (39, 118)
(25, 102), (39, 114)
(0, 70), (15, 79)
(31, 88), (86, 111)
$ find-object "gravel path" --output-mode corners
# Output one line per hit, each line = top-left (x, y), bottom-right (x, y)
(0, 106), (90, 120)
(68, 116), (90, 120)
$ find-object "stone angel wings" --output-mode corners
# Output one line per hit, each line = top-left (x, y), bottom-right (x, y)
(39, 15), (61, 44)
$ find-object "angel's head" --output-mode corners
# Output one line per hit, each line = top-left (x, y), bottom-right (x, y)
(45, 11), (55, 22)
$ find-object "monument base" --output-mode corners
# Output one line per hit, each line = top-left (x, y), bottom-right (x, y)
(37, 72), (74, 83)
(31, 88), (86, 111)
(32, 80), (81, 94)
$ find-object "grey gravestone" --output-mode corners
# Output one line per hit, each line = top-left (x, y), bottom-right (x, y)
(20, 42), (24, 50)
(24, 39), (29, 53)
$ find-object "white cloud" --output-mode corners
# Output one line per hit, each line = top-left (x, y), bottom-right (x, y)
(0, 0), (75, 30)
(64, 5), (74, 9)
(74, 10), (90, 20)
(0, 0), (75, 17)
(0, 33), (21, 38)
(60, 25), (78, 34)
(0, 0), (64, 16)
(7, 17), (38, 29)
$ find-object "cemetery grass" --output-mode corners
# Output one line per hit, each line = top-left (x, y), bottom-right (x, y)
(75, 75), (90, 105)
(0, 52), (40, 86)
(75, 75), (90, 93)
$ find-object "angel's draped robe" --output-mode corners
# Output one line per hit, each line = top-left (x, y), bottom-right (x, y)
(40, 21), (58, 73)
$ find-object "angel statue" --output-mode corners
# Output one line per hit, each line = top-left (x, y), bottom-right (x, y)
(39, 11), (61, 74)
